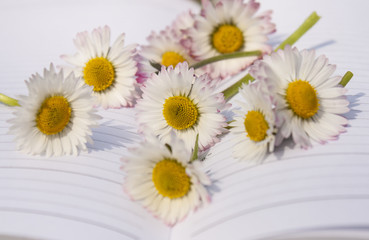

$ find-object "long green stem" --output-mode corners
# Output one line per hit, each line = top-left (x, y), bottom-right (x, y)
(190, 134), (199, 162)
(339, 71), (353, 87)
(222, 11), (321, 100)
(275, 12), (320, 51)
(150, 51), (261, 72)
(222, 74), (254, 100)
(0, 93), (20, 106)
(190, 51), (262, 70)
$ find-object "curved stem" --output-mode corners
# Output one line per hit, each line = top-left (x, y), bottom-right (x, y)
(0, 93), (20, 106)
(222, 74), (254, 100)
(190, 51), (262, 70)
(275, 12), (321, 51)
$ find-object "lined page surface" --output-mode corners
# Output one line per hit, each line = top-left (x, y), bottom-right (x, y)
(0, 108), (171, 240)
(172, 0), (369, 239)
(0, 0), (197, 239)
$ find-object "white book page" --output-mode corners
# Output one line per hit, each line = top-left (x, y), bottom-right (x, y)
(0, 0), (197, 239)
(172, 0), (369, 239)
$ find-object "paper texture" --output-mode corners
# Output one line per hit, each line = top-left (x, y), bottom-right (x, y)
(1, 0), (369, 239)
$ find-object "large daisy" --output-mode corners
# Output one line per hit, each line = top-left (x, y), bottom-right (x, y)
(250, 46), (349, 148)
(122, 134), (211, 226)
(61, 25), (139, 108)
(230, 80), (280, 162)
(8, 64), (101, 157)
(188, 0), (275, 79)
(136, 62), (228, 152)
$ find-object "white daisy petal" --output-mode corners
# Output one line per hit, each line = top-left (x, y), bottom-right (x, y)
(61, 26), (139, 108)
(8, 64), (100, 156)
(250, 46), (349, 148)
(122, 134), (211, 226)
(188, 0), (275, 79)
(136, 62), (228, 152)
(138, 25), (199, 83)
(230, 80), (278, 163)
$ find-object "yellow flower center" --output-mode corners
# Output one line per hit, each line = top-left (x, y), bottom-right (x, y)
(83, 57), (115, 92)
(163, 96), (199, 130)
(212, 24), (244, 54)
(36, 96), (72, 135)
(285, 80), (319, 119)
(152, 158), (191, 199)
(244, 110), (269, 142)
(161, 51), (187, 68)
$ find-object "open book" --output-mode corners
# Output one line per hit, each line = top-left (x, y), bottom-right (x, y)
(1, 0), (369, 239)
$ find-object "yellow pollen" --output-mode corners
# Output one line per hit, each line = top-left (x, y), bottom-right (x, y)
(152, 158), (191, 199)
(212, 24), (244, 54)
(163, 96), (199, 130)
(161, 51), (187, 68)
(244, 110), (269, 142)
(83, 57), (115, 92)
(36, 96), (72, 135)
(285, 80), (319, 119)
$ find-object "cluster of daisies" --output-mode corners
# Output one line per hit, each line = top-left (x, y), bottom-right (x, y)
(4, 0), (351, 226)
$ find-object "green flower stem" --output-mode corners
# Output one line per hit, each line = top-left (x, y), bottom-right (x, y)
(222, 11), (321, 100)
(0, 93), (20, 106)
(190, 51), (262, 70)
(275, 12), (321, 51)
(190, 134), (199, 163)
(222, 74), (254, 100)
(339, 71), (353, 87)
(150, 51), (261, 72)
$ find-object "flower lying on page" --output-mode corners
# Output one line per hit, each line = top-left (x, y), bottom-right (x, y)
(61, 25), (139, 108)
(137, 26), (197, 83)
(8, 64), (101, 157)
(230, 80), (281, 163)
(122, 134), (211, 226)
(0, 0), (355, 229)
(249, 46), (350, 149)
(187, 0), (275, 79)
(136, 62), (229, 152)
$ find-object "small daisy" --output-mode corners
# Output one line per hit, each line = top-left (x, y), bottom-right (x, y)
(250, 46), (350, 148)
(171, 9), (196, 41)
(136, 62), (228, 152)
(122, 134), (211, 226)
(230, 81), (279, 163)
(8, 64), (101, 157)
(188, 0), (275, 79)
(61, 25), (139, 108)
(137, 26), (197, 83)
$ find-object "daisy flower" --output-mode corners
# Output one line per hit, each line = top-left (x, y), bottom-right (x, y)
(188, 0), (275, 79)
(61, 25), (139, 108)
(250, 46), (350, 148)
(230, 80), (280, 162)
(122, 134), (211, 226)
(8, 64), (101, 157)
(171, 9), (196, 42)
(137, 26), (197, 83)
(136, 62), (228, 152)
